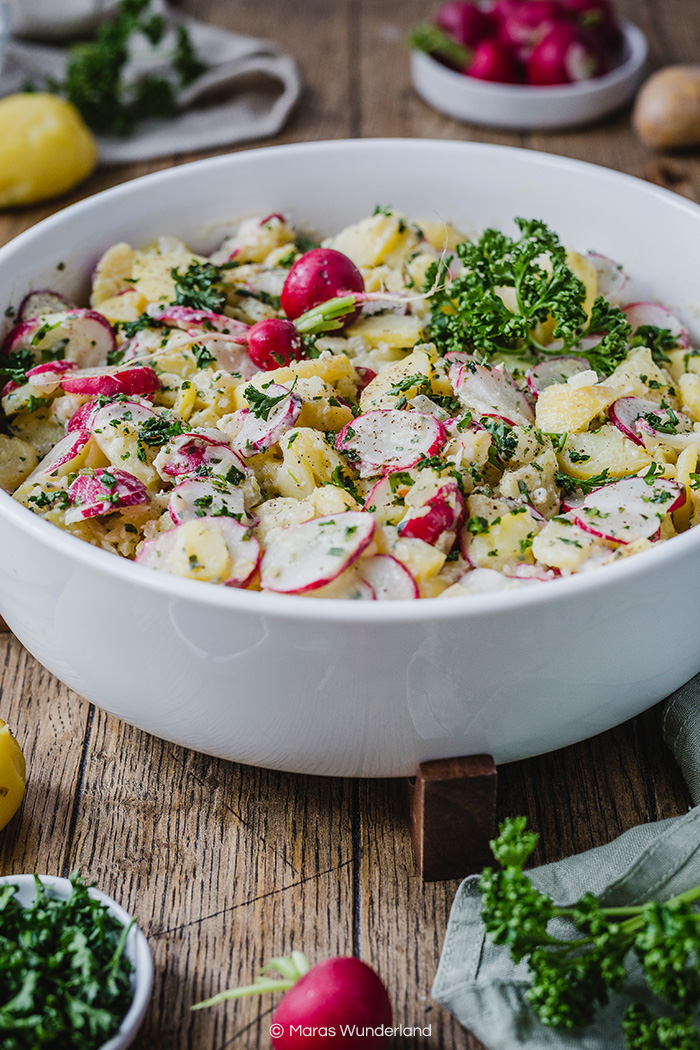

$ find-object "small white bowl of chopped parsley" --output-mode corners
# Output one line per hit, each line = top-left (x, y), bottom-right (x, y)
(0, 872), (153, 1050)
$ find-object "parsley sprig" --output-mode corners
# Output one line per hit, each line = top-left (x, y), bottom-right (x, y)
(40, 0), (207, 137)
(0, 874), (135, 1049)
(480, 818), (700, 1049)
(426, 219), (632, 372)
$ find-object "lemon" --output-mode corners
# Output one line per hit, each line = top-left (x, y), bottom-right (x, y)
(0, 93), (97, 208)
(0, 718), (26, 831)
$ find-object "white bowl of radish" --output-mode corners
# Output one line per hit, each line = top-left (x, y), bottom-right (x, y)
(411, 19), (647, 129)
(1, 138), (700, 777)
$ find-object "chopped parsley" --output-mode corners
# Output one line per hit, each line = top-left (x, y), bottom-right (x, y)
(466, 516), (490, 535)
(480, 417), (518, 461)
(117, 312), (159, 339)
(555, 469), (612, 496)
(244, 382), (294, 421)
(171, 262), (226, 313)
(629, 324), (679, 365)
(328, 465), (360, 501)
(0, 874), (135, 1049)
(27, 490), (71, 511)
(191, 344), (216, 369)
(137, 415), (185, 449)
(0, 347), (35, 386)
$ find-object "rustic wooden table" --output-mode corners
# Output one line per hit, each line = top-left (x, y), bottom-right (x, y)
(1, 1), (699, 1047)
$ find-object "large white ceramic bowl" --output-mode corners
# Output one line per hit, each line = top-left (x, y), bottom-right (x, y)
(0, 139), (699, 777)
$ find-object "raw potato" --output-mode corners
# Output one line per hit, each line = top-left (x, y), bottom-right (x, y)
(632, 66), (700, 150)
(0, 93), (97, 207)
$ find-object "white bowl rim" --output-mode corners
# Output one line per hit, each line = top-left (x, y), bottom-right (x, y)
(0, 873), (153, 1050)
(411, 18), (647, 99)
(0, 136), (699, 624)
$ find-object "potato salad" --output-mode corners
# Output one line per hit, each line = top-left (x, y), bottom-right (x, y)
(2, 208), (699, 600)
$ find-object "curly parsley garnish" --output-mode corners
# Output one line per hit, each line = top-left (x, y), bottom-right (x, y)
(426, 218), (632, 372)
(480, 818), (700, 1050)
(39, 0), (207, 137)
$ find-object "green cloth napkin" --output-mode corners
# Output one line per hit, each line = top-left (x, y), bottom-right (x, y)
(432, 681), (700, 1048)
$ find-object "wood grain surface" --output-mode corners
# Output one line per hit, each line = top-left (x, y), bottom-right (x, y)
(0, 1), (698, 1048)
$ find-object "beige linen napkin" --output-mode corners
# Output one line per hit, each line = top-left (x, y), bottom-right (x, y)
(0, 1), (301, 163)
(432, 679), (700, 1048)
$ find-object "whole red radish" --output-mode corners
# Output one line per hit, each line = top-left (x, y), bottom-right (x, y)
(490, 0), (524, 22)
(466, 38), (520, 82)
(498, 0), (569, 59)
(527, 22), (608, 84)
(246, 318), (305, 370)
(434, 1), (497, 47)
(271, 958), (392, 1048)
(192, 953), (393, 1049)
(281, 248), (364, 327)
(557, 0), (622, 49)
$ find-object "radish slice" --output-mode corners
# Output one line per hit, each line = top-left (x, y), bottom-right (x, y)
(355, 366), (377, 392)
(20, 360), (79, 397)
(356, 554), (418, 599)
(168, 478), (247, 525)
(398, 480), (465, 548)
(67, 400), (105, 432)
(61, 364), (160, 397)
(310, 568), (376, 600)
(608, 396), (651, 446)
(449, 361), (535, 426)
(226, 384), (302, 457)
(609, 396), (697, 448)
(362, 470), (417, 526)
(65, 468), (149, 523)
(503, 563), (559, 581)
(146, 304), (249, 342)
(572, 475), (685, 544)
(260, 511), (375, 593)
(336, 410), (446, 478)
(2, 309), (116, 368)
(586, 252), (628, 305)
(25, 430), (94, 483)
(19, 289), (75, 321)
(154, 433), (250, 486)
(623, 303), (689, 348)
(90, 398), (158, 435)
(136, 517), (260, 588)
(525, 356), (590, 398)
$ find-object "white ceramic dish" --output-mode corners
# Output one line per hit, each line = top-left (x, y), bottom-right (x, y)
(0, 139), (699, 777)
(411, 19), (647, 130)
(0, 873), (153, 1049)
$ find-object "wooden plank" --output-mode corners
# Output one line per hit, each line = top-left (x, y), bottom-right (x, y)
(67, 708), (354, 1050)
(0, 635), (89, 875)
(358, 776), (472, 1049)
